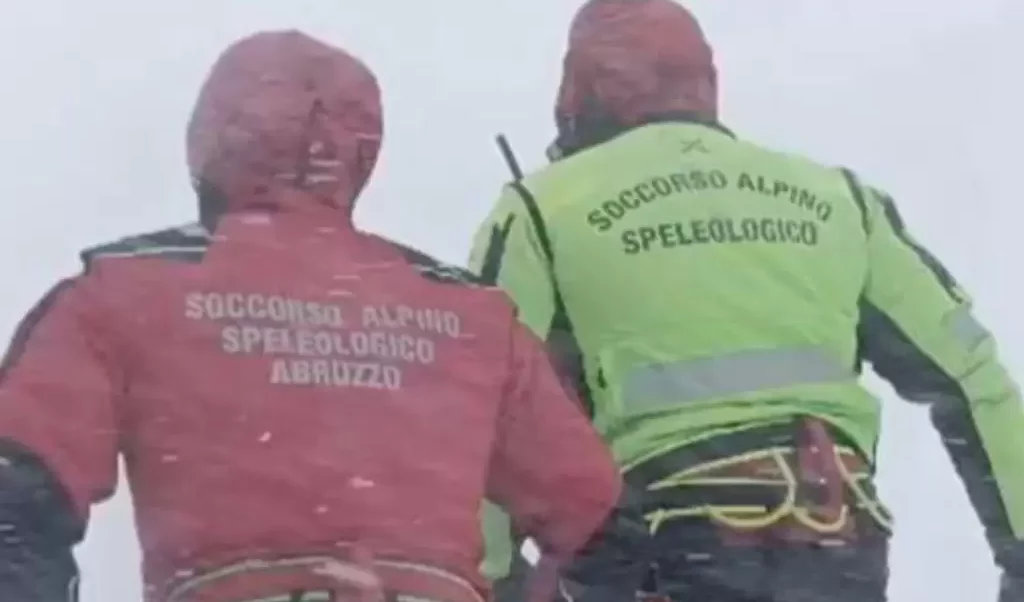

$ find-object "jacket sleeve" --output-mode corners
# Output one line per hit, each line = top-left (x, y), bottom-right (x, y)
(468, 187), (558, 339)
(0, 274), (123, 598)
(468, 184), (592, 412)
(853, 177), (1024, 571)
(486, 321), (621, 560)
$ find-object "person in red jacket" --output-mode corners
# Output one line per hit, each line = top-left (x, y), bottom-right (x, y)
(0, 30), (640, 602)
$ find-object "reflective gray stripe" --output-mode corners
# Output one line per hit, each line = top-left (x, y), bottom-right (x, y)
(166, 556), (343, 601)
(622, 346), (853, 408)
(165, 556), (483, 602)
(945, 306), (989, 350)
(93, 246), (207, 259)
(239, 595), (328, 602)
(375, 560), (485, 602)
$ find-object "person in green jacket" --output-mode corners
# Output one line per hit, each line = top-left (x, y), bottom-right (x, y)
(469, 1), (1024, 600)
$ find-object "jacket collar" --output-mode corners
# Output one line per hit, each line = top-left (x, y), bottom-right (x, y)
(548, 111), (734, 161)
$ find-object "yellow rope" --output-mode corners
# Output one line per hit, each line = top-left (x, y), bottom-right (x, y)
(641, 446), (893, 535)
(705, 449), (797, 530)
(646, 506), (770, 535)
(649, 448), (789, 490)
(831, 446), (894, 531)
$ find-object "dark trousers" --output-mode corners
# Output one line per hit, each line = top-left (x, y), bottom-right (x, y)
(647, 516), (889, 602)
(493, 515), (888, 602)
(628, 419), (892, 602)
(496, 420), (893, 602)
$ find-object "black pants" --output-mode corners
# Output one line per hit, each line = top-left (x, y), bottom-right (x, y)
(647, 517), (889, 602)
(497, 420), (892, 602)
(626, 420), (891, 602)
(494, 517), (888, 602)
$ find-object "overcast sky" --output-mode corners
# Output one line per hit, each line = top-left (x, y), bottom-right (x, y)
(0, 1), (1021, 600)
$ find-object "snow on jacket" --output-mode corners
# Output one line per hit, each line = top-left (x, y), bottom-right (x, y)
(0, 30), (621, 602)
(473, 0), (1024, 584)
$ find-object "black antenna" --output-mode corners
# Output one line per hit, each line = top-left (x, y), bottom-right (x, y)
(495, 134), (524, 181)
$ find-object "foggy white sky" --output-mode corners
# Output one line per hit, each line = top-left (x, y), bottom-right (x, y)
(0, 1), (1021, 600)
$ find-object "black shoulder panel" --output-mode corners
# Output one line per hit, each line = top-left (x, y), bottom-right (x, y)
(80, 222), (211, 268)
(390, 241), (487, 287)
(0, 279), (75, 384)
(838, 167), (871, 235)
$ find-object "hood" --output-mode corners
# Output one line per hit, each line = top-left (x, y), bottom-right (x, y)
(187, 31), (382, 227)
(554, 0), (717, 154)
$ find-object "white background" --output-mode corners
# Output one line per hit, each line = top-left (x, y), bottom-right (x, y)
(0, 1), (1021, 600)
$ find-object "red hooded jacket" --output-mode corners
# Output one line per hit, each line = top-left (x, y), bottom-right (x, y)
(0, 31), (621, 602)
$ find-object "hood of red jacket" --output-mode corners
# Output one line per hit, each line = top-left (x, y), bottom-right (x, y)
(556, 0), (717, 134)
(187, 30), (382, 226)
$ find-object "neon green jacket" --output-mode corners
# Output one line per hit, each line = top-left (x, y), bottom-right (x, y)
(469, 119), (1024, 573)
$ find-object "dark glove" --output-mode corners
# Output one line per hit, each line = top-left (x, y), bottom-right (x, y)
(0, 441), (83, 601)
(994, 536), (1024, 602)
(1000, 572), (1024, 602)
(552, 488), (653, 602)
